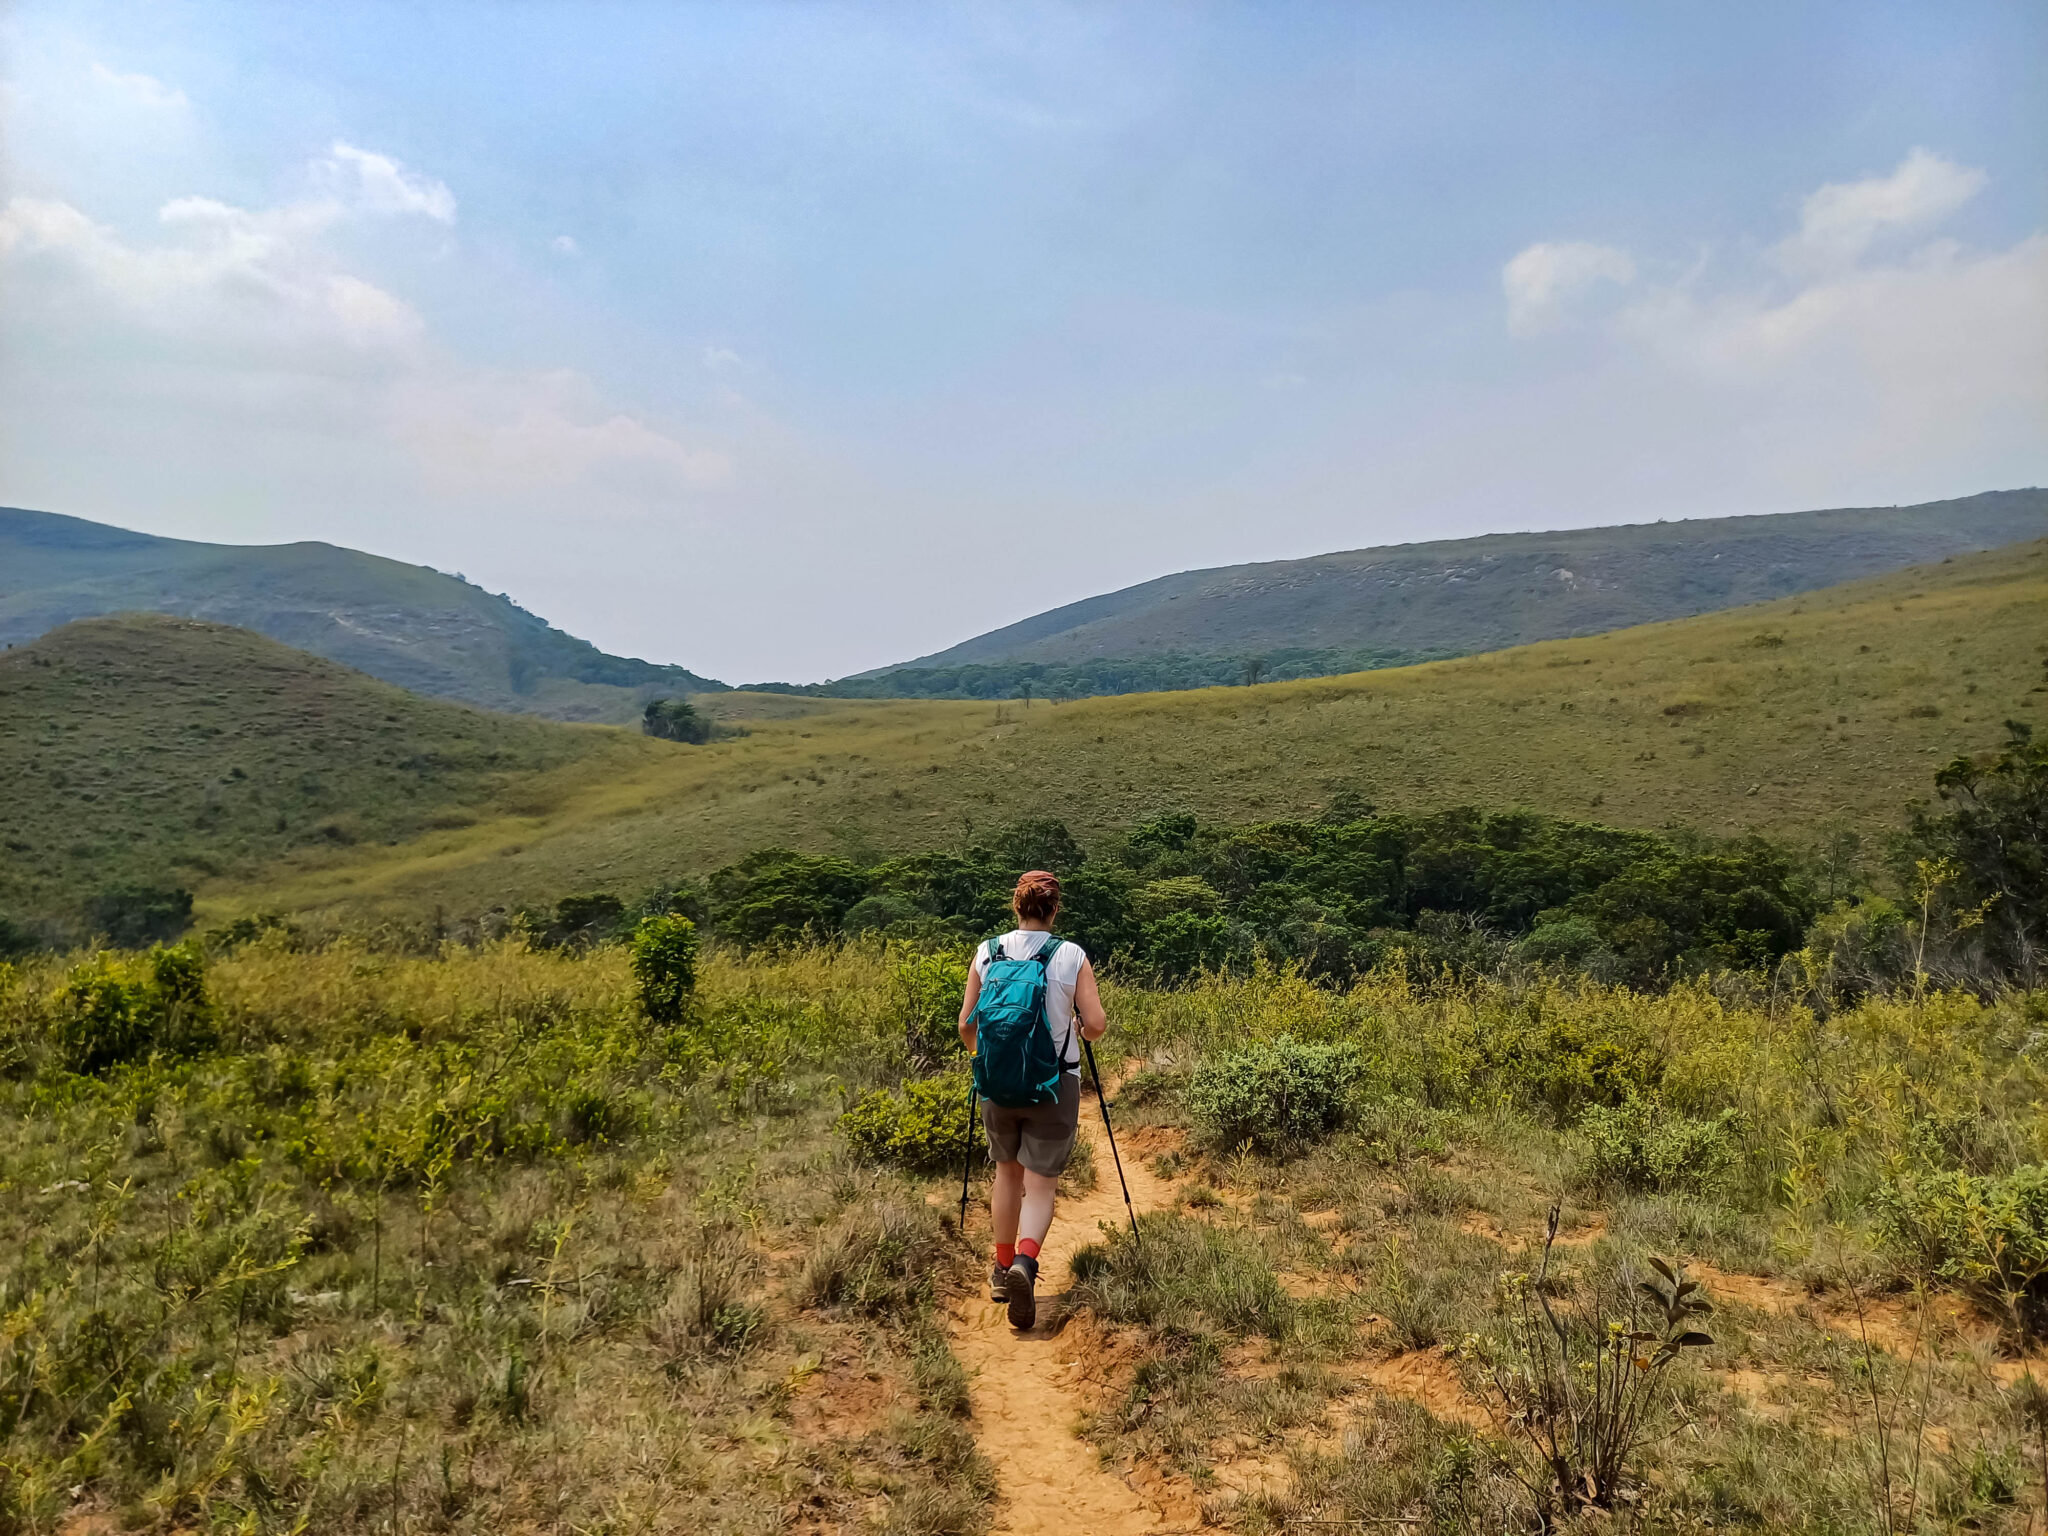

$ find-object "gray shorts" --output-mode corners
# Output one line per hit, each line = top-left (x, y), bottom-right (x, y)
(982, 1073), (1082, 1177)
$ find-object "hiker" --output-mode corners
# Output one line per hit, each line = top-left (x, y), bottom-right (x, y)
(958, 868), (1108, 1329)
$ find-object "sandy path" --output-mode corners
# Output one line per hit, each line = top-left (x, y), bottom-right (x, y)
(946, 1119), (1180, 1535)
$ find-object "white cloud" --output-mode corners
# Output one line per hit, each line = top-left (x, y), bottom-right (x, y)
(1621, 234), (2047, 460)
(701, 344), (743, 372)
(316, 141), (457, 224)
(90, 61), (189, 111)
(1775, 147), (1985, 274)
(1501, 149), (2043, 494)
(0, 192), (421, 359)
(550, 234), (580, 256)
(393, 369), (733, 498)
(0, 149), (731, 510)
(1501, 240), (1636, 336)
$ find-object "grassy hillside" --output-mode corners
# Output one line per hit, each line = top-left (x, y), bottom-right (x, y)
(0, 507), (727, 721)
(887, 489), (2047, 679)
(215, 538), (2048, 926)
(0, 615), (660, 929)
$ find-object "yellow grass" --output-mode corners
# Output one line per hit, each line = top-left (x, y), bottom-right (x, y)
(216, 540), (2048, 924)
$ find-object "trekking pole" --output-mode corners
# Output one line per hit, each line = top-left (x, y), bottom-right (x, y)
(957, 1071), (980, 1237)
(1081, 1036), (1142, 1247)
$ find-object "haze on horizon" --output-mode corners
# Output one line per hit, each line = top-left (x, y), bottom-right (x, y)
(2, 1), (2043, 682)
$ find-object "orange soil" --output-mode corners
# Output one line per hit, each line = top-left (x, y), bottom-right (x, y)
(945, 1118), (1186, 1535)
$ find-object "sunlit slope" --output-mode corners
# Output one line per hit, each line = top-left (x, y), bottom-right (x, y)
(229, 540), (2048, 924)
(890, 489), (2048, 669)
(0, 616), (655, 920)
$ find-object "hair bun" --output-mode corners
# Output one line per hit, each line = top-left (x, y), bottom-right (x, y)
(1012, 869), (1061, 921)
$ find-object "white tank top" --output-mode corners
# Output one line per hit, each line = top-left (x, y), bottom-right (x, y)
(972, 930), (1088, 1076)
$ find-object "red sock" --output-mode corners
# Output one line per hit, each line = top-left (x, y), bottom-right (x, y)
(995, 1243), (1016, 1268)
(1017, 1237), (1041, 1261)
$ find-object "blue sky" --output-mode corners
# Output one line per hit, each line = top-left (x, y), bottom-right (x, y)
(3, 2), (2043, 680)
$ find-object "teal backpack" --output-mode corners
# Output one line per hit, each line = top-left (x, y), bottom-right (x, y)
(970, 935), (1070, 1108)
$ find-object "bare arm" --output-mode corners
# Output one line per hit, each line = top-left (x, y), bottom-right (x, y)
(1074, 957), (1107, 1042)
(957, 960), (984, 1051)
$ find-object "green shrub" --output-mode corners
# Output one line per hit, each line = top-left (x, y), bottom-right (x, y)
(843, 893), (923, 935)
(55, 943), (217, 1075)
(1356, 1095), (1461, 1168)
(1875, 1164), (2048, 1333)
(1140, 911), (1234, 982)
(839, 1072), (972, 1171)
(1185, 1036), (1369, 1156)
(86, 884), (193, 947)
(631, 913), (700, 1023)
(1576, 1098), (1737, 1194)
(894, 949), (968, 1068)
(1518, 915), (1607, 970)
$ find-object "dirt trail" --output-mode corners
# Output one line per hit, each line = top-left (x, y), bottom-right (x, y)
(946, 1119), (1181, 1536)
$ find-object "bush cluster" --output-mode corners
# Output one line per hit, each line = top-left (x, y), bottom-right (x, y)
(839, 1072), (973, 1170)
(1575, 1097), (1738, 1193)
(1184, 1036), (1372, 1156)
(55, 942), (218, 1074)
(1876, 1163), (2048, 1332)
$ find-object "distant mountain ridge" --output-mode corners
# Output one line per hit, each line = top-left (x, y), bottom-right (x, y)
(0, 508), (727, 721)
(877, 490), (2048, 684)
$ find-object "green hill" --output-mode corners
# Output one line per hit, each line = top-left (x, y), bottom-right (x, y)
(847, 489), (2047, 694)
(215, 538), (2047, 927)
(0, 507), (727, 721)
(0, 615), (659, 932)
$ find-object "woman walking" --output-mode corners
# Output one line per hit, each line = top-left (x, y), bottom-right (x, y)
(957, 869), (1109, 1329)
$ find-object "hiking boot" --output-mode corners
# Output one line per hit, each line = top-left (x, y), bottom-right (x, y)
(1003, 1256), (1039, 1330)
(989, 1264), (1009, 1302)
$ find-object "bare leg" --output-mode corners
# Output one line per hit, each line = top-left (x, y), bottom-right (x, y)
(1020, 1169), (1058, 1246)
(990, 1159), (1024, 1246)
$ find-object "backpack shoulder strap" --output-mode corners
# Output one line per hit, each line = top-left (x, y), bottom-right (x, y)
(1032, 936), (1062, 967)
(983, 936), (1006, 966)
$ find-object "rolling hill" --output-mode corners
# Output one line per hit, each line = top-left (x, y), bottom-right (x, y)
(868, 489), (2048, 688)
(188, 537), (2045, 928)
(0, 615), (661, 930)
(0, 507), (727, 721)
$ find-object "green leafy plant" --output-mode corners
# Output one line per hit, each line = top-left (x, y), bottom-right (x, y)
(838, 1072), (971, 1170)
(894, 948), (968, 1069)
(55, 943), (217, 1075)
(631, 913), (700, 1023)
(1576, 1097), (1738, 1194)
(1875, 1164), (2048, 1335)
(1473, 1204), (1714, 1517)
(1185, 1036), (1370, 1156)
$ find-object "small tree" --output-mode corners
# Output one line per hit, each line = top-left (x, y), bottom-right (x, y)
(631, 913), (700, 1023)
(1904, 720), (2045, 988)
(642, 697), (712, 744)
(1242, 655), (1267, 687)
